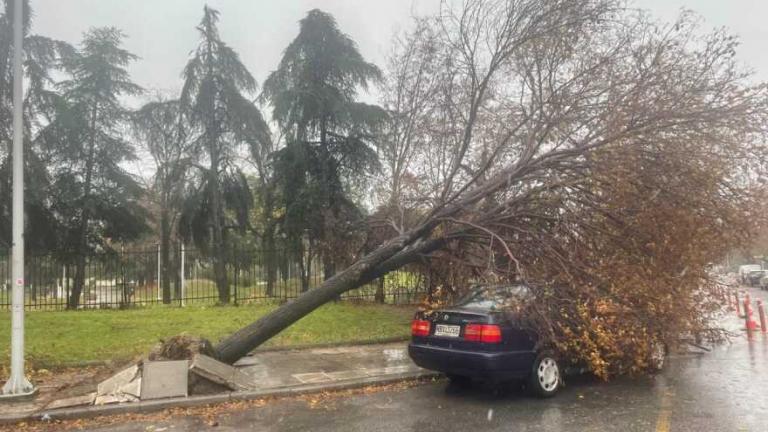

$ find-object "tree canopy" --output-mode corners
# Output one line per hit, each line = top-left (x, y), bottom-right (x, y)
(177, 6), (270, 304)
(0, 0), (74, 252)
(38, 27), (147, 308)
(262, 9), (386, 282)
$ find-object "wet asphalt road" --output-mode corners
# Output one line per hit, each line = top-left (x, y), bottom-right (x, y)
(78, 287), (768, 432)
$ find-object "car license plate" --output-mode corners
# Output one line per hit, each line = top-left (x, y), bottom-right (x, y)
(434, 324), (460, 338)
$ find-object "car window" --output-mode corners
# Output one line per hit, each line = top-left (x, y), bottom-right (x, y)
(455, 285), (531, 311)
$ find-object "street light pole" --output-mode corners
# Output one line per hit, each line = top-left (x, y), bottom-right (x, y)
(1, 0), (36, 399)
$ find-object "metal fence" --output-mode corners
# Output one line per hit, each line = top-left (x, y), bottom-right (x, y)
(0, 246), (429, 310)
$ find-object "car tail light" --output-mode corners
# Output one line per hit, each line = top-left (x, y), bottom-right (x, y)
(411, 319), (431, 337)
(464, 324), (502, 343)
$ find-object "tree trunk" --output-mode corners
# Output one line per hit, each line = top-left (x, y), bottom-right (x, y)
(68, 101), (98, 309)
(262, 188), (277, 297)
(264, 227), (276, 297)
(69, 256), (85, 309)
(323, 254), (339, 301)
(213, 152), (531, 362)
(160, 209), (172, 304)
(214, 234), (445, 363)
(209, 158), (229, 304)
(173, 244), (181, 300)
(298, 244), (309, 293)
(375, 276), (385, 304)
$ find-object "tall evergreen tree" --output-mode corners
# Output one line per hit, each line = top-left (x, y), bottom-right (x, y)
(179, 6), (270, 304)
(0, 0), (74, 252)
(262, 9), (386, 283)
(39, 27), (148, 308)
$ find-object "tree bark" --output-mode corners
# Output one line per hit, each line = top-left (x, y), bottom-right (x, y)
(211, 186), (229, 304)
(375, 276), (385, 304)
(160, 208), (172, 304)
(262, 189), (277, 297)
(208, 146), (229, 304)
(173, 244), (181, 300)
(68, 101), (99, 309)
(214, 233), (445, 363)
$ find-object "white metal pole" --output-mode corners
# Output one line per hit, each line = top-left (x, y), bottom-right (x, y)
(2, 0), (35, 398)
(156, 243), (161, 301)
(180, 243), (185, 307)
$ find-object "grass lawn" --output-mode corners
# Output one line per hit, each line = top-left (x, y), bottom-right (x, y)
(0, 303), (416, 369)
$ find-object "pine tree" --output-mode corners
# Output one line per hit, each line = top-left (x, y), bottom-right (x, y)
(0, 0), (74, 252)
(41, 27), (147, 308)
(262, 9), (385, 284)
(179, 6), (270, 304)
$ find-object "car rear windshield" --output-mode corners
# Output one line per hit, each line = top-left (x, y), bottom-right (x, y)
(455, 285), (531, 311)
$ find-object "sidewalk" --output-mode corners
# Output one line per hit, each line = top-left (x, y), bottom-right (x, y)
(0, 342), (435, 425)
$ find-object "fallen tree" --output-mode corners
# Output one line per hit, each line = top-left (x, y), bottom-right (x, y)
(211, 0), (768, 375)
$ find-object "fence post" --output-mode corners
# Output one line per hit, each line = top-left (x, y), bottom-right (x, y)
(61, 265), (66, 301)
(156, 243), (161, 301)
(233, 244), (238, 306)
(180, 243), (185, 307)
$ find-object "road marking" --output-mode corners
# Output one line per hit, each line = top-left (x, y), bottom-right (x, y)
(655, 409), (670, 432)
(655, 390), (673, 432)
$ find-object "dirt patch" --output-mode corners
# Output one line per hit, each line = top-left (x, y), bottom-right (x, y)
(147, 334), (216, 361)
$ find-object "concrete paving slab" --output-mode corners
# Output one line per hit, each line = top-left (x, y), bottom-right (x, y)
(96, 365), (139, 396)
(233, 356), (262, 367)
(292, 372), (332, 384)
(121, 378), (141, 398)
(94, 393), (137, 406)
(190, 354), (256, 391)
(140, 360), (188, 400)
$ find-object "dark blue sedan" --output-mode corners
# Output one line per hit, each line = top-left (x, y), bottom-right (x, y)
(408, 284), (562, 397)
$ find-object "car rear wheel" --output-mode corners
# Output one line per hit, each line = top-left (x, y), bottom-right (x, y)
(528, 353), (561, 398)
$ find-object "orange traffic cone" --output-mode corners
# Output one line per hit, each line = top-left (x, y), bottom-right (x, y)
(745, 298), (758, 333)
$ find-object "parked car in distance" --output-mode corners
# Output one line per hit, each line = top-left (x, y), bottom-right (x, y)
(760, 274), (768, 291)
(739, 264), (762, 284)
(746, 270), (767, 287)
(408, 284), (563, 397)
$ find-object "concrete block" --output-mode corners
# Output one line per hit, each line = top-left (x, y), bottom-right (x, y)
(140, 360), (189, 400)
(189, 374), (231, 396)
(190, 354), (255, 391)
(121, 378), (141, 398)
(46, 393), (96, 410)
(97, 365), (139, 396)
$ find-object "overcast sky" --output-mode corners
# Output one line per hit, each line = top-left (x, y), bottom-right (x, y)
(32, 0), (768, 105)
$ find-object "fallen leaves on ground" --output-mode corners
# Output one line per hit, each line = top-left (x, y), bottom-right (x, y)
(1, 378), (431, 431)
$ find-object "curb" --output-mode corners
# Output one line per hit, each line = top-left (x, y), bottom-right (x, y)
(0, 370), (440, 425)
